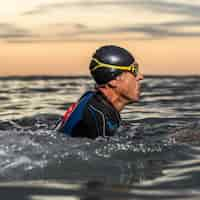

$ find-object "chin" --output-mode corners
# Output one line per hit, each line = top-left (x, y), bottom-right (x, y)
(126, 92), (140, 103)
(128, 96), (139, 103)
(134, 98), (140, 102)
(132, 94), (140, 102)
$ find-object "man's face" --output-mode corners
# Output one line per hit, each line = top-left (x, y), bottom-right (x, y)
(116, 71), (144, 102)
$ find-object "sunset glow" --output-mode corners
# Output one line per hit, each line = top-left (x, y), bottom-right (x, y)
(0, 0), (200, 76)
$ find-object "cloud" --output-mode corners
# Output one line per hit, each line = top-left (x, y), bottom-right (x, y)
(22, 0), (200, 19)
(112, 19), (200, 37)
(2, 18), (200, 44)
(158, 20), (200, 28)
(3, 0), (200, 44)
(134, 0), (200, 18)
(6, 20), (200, 44)
(0, 22), (90, 43)
(77, 24), (200, 39)
(74, 23), (88, 30)
(57, 18), (200, 38)
(0, 23), (35, 39)
(14, 0), (200, 43)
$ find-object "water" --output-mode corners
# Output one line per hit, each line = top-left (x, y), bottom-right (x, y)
(0, 75), (200, 200)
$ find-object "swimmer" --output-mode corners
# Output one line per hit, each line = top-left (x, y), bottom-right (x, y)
(56, 45), (144, 139)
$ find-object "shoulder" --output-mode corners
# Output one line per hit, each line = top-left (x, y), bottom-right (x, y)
(56, 91), (95, 135)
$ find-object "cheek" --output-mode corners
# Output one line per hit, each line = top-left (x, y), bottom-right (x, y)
(127, 76), (136, 92)
(119, 73), (136, 95)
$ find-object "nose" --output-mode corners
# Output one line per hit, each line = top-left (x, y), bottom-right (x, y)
(136, 72), (144, 81)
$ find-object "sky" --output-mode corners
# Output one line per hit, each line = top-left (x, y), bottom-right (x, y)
(0, 0), (200, 76)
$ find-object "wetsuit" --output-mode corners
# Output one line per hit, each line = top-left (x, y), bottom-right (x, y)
(56, 90), (121, 139)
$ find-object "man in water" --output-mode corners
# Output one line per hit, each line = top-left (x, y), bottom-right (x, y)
(56, 45), (144, 139)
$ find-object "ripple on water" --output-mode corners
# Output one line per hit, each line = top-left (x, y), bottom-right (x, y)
(0, 96), (10, 101)
(0, 76), (200, 199)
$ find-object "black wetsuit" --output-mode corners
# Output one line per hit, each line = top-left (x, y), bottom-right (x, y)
(56, 90), (121, 139)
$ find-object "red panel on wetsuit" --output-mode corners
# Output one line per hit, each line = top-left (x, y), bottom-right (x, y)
(63, 103), (78, 122)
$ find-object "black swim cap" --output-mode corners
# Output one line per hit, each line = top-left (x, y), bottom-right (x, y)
(89, 45), (135, 85)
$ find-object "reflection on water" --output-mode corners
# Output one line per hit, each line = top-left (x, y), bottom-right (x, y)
(0, 177), (200, 200)
(0, 76), (200, 199)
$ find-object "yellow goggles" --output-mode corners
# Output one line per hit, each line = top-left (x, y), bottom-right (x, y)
(91, 58), (139, 77)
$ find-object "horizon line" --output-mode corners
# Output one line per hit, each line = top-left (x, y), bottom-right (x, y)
(0, 74), (199, 80)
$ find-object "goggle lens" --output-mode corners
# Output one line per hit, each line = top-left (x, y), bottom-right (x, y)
(132, 62), (139, 77)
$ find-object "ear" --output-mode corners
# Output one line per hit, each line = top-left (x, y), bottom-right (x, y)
(108, 76), (122, 88)
(107, 79), (118, 88)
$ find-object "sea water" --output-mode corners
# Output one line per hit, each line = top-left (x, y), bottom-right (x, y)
(0, 76), (200, 200)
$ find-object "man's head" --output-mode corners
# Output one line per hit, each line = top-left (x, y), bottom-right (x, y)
(89, 45), (144, 105)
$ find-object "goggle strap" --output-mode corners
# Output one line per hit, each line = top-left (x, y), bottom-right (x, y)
(91, 58), (135, 72)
